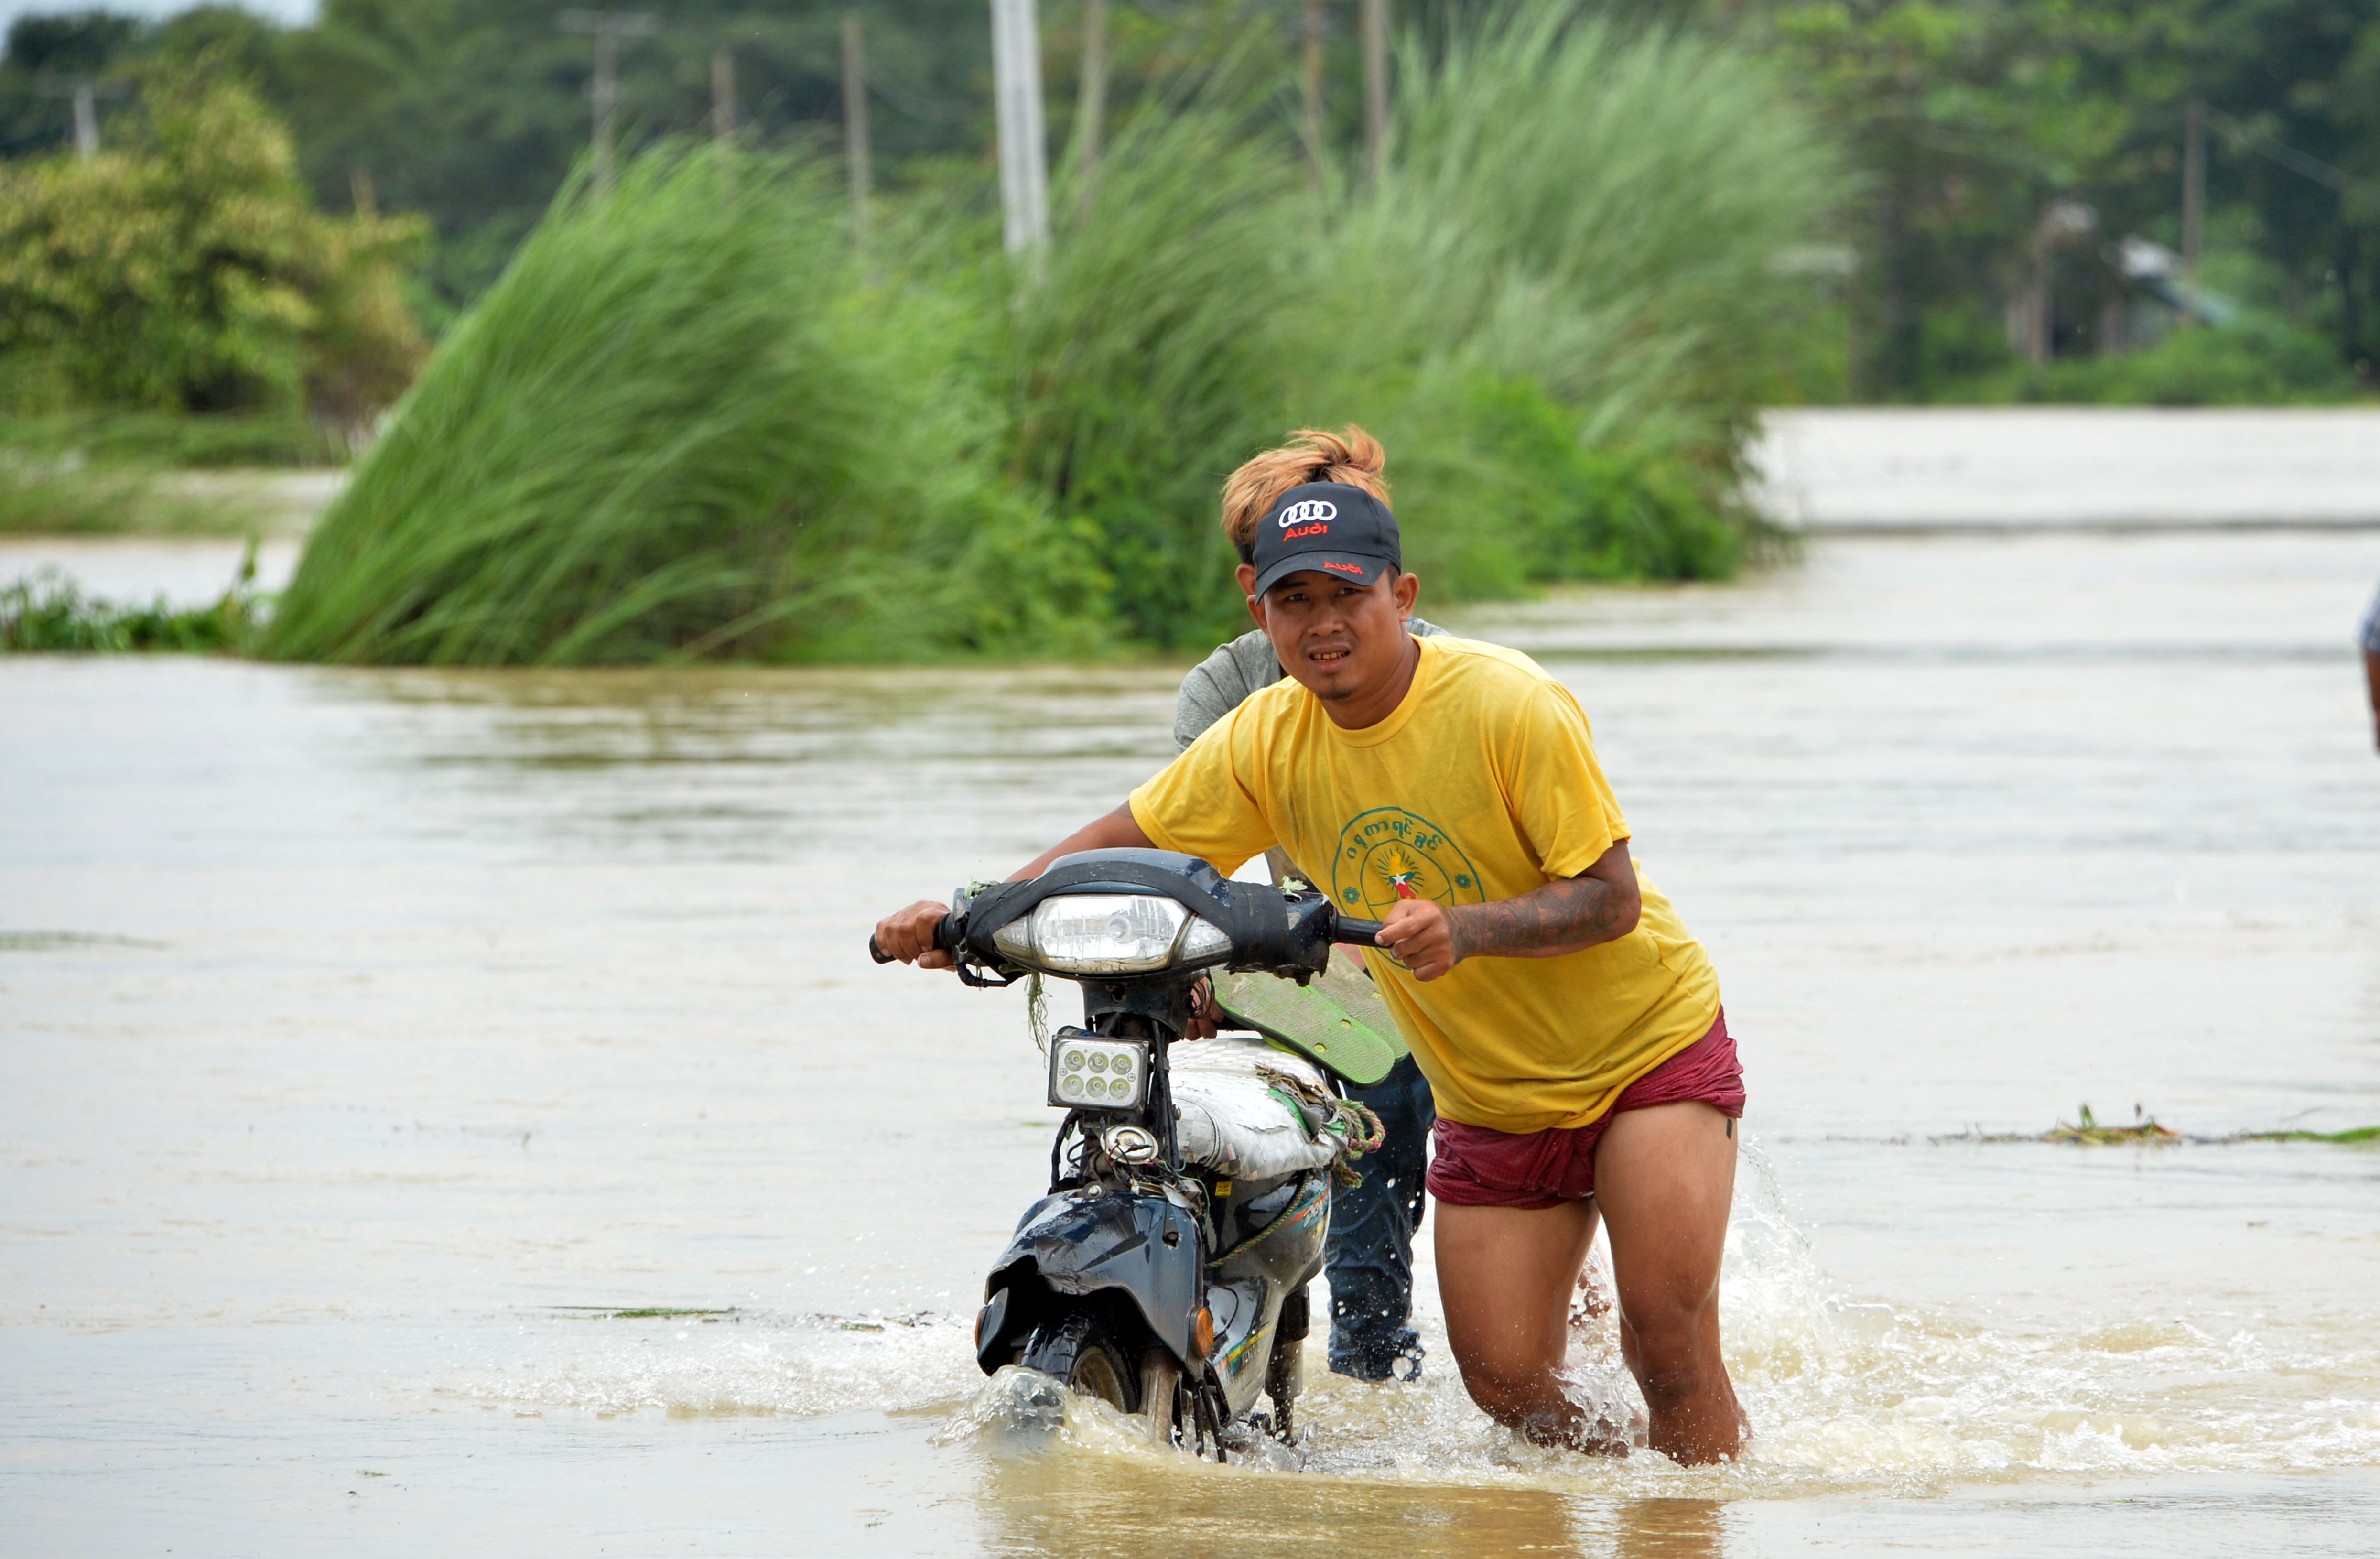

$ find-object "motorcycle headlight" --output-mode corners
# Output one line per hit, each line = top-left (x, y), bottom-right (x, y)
(1049, 1035), (1148, 1111)
(991, 893), (1230, 975)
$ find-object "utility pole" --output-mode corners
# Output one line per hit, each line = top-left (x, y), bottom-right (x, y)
(841, 12), (873, 252)
(1076, 0), (1108, 198)
(38, 76), (123, 160)
(557, 10), (658, 195)
(712, 45), (737, 141)
(2181, 97), (2206, 325)
(989, 0), (1051, 259)
(1360, 0), (1388, 186)
(1301, 0), (1327, 183)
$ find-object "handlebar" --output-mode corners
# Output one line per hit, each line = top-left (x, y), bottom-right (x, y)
(1333, 915), (1386, 948)
(867, 914), (956, 964)
(869, 904), (1385, 964)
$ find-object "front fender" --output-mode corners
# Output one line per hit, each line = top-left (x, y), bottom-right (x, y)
(977, 1186), (1203, 1374)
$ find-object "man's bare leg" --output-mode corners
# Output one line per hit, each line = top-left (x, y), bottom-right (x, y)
(1594, 1100), (1745, 1464)
(1435, 1198), (1605, 1447)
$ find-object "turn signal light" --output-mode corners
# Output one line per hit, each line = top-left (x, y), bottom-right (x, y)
(1191, 1306), (1216, 1363)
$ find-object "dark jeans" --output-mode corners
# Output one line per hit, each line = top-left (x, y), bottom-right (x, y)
(1324, 1053), (1435, 1380)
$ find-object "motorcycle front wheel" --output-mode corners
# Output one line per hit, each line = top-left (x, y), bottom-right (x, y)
(1022, 1312), (1222, 1457)
(1019, 1312), (1140, 1415)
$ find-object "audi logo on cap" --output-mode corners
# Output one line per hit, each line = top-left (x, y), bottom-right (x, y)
(1276, 499), (1337, 528)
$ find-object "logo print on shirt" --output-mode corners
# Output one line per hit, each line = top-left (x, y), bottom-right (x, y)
(1331, 808), (1484, 969)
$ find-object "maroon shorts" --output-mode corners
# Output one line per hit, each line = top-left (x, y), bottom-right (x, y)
(1426, 1009), (1743, 1211)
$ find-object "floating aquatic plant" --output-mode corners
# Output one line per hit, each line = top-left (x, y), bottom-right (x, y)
(1, 552), (261, 653)
(1931, 1102), (2380, 1147)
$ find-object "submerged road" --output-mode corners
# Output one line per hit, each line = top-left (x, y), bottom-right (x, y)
(1752, 406), (2380, 530)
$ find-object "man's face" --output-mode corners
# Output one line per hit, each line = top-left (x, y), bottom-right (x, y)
(1237, 563), (1422, 706)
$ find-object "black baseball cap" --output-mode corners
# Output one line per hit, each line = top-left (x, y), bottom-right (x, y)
(1246, 482), (1402, 597)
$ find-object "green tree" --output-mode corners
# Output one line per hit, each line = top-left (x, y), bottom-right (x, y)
(0, 65), (427, 422)
(1774, 0), (2380, 396)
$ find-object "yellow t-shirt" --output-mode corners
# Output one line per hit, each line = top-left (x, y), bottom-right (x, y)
(1128, 635), (1720, 1134)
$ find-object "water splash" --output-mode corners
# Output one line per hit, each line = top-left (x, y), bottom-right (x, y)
(440, 1142), (2380, 1494)
(438, 1311), (977, 1418)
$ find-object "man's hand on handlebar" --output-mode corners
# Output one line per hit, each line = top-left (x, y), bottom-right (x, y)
(1375, 898), (1460, 981)
(873, 900), (955, 970)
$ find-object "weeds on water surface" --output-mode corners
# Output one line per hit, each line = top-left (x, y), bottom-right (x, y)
(0, 560), (263, 654)
(2, 539), (263, 653)
(268, 4), (1845, 666)
(1929, 1103), (2380, 1148)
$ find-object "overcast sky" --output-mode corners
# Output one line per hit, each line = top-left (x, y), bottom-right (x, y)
(2, 0), (317, 32)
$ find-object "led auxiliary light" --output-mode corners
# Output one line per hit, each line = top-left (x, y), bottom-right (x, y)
(993, 893), (1233, 975)
(1049, 1035), (1149, 1112)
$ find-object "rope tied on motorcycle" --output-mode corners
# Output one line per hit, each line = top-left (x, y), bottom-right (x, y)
(1253, 1062), (1386, 1184)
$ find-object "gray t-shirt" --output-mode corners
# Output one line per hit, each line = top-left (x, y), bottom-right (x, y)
(1173, 617), (1446, 751)
(2362, 582), (2380, 654)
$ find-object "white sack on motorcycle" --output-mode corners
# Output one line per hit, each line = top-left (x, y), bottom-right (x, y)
(1168, 1038), (1372, 1181)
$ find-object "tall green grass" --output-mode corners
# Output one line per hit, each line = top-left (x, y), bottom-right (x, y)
(1008, 101), (1317, 647)
(1319, 9), (1846, 595)
(273, 4), (1844, 666)
(270, 151), (1098, 664)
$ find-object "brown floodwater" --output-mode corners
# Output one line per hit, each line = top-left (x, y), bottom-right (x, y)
(4, 530), (2379, 1555)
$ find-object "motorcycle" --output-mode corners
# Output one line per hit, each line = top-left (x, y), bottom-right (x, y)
(869, 846), (1388, 1459)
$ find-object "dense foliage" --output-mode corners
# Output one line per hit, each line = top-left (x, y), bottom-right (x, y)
(9, 0), (2376, 399)
(0, 67), (425, 423)
(268, 15), (1843, 664)
(1770, 0), (2380, 397)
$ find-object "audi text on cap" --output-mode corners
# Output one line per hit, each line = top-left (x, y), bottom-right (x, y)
(1247, 482), (1402, 598)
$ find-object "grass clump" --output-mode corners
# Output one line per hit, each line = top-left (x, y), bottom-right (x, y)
(1007, 102), (1316, 649)
(0, 409), (342, 535)
(269, 150), (1102, 665)
(0, 409), (343, 471)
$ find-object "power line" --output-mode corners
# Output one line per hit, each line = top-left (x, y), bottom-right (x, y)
(2208, 109), (2378, 204)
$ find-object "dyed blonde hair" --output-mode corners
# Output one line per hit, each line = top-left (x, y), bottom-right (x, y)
(1219, 426), (1391, 564)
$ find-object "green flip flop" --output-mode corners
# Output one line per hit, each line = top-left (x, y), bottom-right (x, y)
(1213, 953), (1408, 1088)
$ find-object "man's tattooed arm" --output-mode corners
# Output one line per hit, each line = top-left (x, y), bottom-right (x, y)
(1447, 840), (1641, 962)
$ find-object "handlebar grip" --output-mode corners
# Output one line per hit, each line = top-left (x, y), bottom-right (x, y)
(1334, 916), (1386, 948)
(868, 915), (958, 964)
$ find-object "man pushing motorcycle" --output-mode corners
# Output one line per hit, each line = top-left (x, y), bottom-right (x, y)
(876, 427), (1748, 1464)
